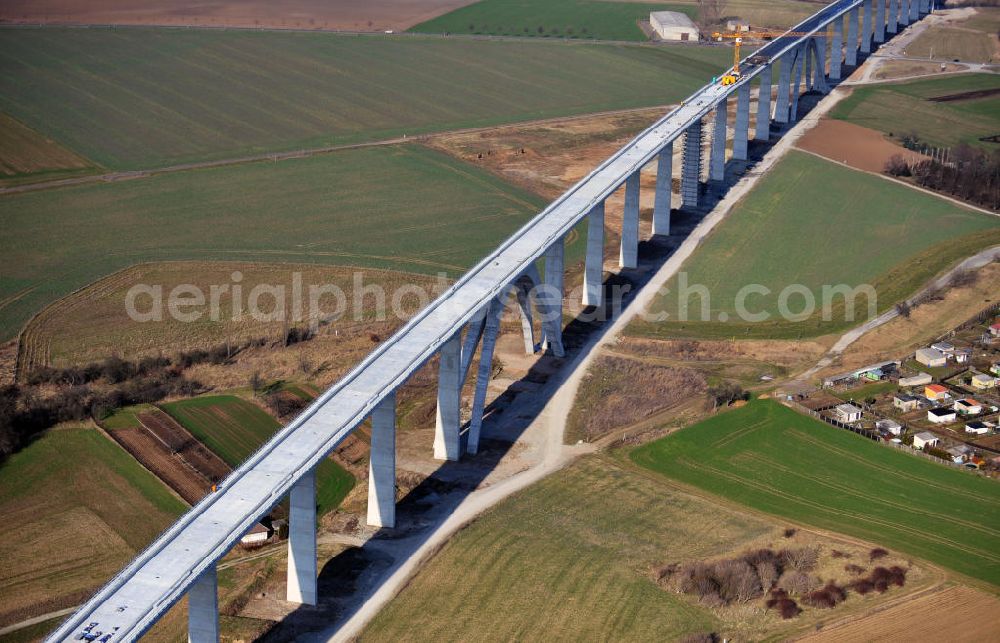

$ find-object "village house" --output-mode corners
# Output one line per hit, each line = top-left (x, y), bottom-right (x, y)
(876, 418), (903, 436)
(912, 431), (940, 449)
(915, 347), (947, 368)
(965, 421), (990, 435)
(990, 322), (1000, 337)
(946, 445), (970, 464)
(240, 523), (273, 546)
(931, 341), (955, 355)
(954, 398), (983, 415)
(893, 393), (920, 412)
(928, 407), (957, 424)
(971, 373), (997, 390)
(954, 348), (971, 364)
(835, 403), (863, 423)
(924, 384), (950, 401)
(899, 372), (933, 387)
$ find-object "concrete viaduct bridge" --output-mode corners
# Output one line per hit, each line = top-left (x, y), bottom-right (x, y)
(49, 1), (930, 640)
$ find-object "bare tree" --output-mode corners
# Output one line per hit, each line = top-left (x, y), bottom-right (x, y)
(697, 0), (728, 30)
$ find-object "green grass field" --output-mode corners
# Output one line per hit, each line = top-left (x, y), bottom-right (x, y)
(160, 395), (353, 514)
(411, 0), (694, 40)
(0, 144), (548, 342)
(361, 456), (780, 641)
(832, 74), (1000, 149)
(0, 27), (729, 170)
(631, 399), (1000, 587)
(0, 428), (184, 626)
(628, 151), (1000, 340)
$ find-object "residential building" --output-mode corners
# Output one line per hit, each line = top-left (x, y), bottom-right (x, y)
(954, 349), (971, 364)
(931, 341), (955, 354)
(965, 421), (990, 435)
(990, 322), (1000, 337)
(928, 408), (957, 424)
(924, 384), (950, 401)
(971, 373), (997, 390)
(822, 360), (900, 388)
(954, 398), (983, 415)
(239, 523), (272, 545)
(876, 419), (903, 436)
(912, 432), (940, 449)
(946, 445), (968, 463)
(835, 403), (863, 423)
(915, 347), (947, 367)
(893, 394), (920, 412)
(899, 373), (932, 387)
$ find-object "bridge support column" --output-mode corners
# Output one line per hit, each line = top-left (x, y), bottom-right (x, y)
(861, 0), (873, 54)
(733, 83), (750, 161)
(367, 393), (396, 528)
(582, 201), (604, 307)
(790, 45), (804, 122)
(888, 0), (898, 33)
(467, 299), (503, 454)
(514, 279), (535, 354)
(619, 171), (639, 269)
(910, 0), (919, 21)
(287, 468), (317, 605)
(433, 331), (462, 460)
(830, 17), (843, 80)
(846, 7), (859, 66)
(813, 36), (829, 92)
(804, 39), (813, 91)
(900, 0), (910, 25)
(774, 55), (792, 124)
(709, 97), (727, 182)
(875, 0), (886, 43)
(652, 143), (672, 235)
(920, 0), (930, 14)
(541, 239), (565, 356)
(755, 65), (772, 141)
(681, 119), (702, 208)
(188, 566), (218, 643)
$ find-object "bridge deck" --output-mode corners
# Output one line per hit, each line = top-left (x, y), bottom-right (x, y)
(49, 1), (866, 639)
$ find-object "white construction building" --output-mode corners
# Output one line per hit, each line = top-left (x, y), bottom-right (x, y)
(650, 11), (700, 41)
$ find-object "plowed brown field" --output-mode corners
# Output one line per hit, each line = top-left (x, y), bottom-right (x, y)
(796, 119), (930, 174)
(137, 410), (232, 483)
(109, 427), (208, 504)
(0, 0), (475, 31)
(800, 585), (1000, 642)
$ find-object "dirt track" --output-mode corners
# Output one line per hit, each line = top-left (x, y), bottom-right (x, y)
(0, 0), (475, 31)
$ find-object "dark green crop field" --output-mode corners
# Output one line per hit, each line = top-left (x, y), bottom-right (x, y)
(631, 399), (1000, 586)
(0, 27), (730, 170)
(161, 395), (353, 515)
(0, 144), (549, 341)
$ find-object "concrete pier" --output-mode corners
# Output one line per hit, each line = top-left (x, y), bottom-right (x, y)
(790, 45), (804, 122)
(467, 301), (502, 454)
(187, 566), (218, 643)
(910, 0), (919, 20)
(619, 172), (640, 268)
(709, 97), (727, 182)
(775, 54), (792, 123)
(433, 331), (462, 461)
(366, 393), (396, 528)
(582, 201), (605, 307)
(846, 7), (859, 66)
(875, 0), (886, 43)
(541, 240), (565, 356)
(755, 65), (772, 141)
(733, 83), (751, 160)
(830, 18), (843, 79)
(514, 279), (536, 354)
(861, 0), (873, 53)
(888, 0), (898, 33)
(287, 469), (317, 605)
(813, 36), (829, 92)
(652, 143), (672, 235)
(680, 119), (702, 207)
(804, 39), (813, 91)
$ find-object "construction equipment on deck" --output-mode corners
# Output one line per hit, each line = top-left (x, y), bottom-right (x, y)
(711, 29), (814, 85)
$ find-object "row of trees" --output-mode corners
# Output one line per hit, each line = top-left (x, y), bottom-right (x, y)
(885, 145), (1000, 211)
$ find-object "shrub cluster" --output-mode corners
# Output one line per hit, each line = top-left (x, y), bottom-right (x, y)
(765, 588), (802, 619)
(802, 581), (848, 609)
(849, 566), (907, 595)
(884, 146), (1000, 210)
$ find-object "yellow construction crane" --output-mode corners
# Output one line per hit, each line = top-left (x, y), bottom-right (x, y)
(711, 30), (814, 85)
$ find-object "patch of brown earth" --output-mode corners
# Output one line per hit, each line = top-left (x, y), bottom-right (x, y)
(0, 0), (476, 31)
(796, 119), (931, 174)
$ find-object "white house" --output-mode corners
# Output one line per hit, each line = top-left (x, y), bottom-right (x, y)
(965, 421), (990, 435)
(912, 431), (940, 449)
(650, 11), (700, 41)
(954, 398), (983, 415)
(931, 341), (955, 354)
(835, 403), (863, 423)
(899, 372), (933, 387)
(954, 349), (971, 364)
(915, 347), (947, 367)
(928, 407), (956, 424)
(240, 523), (272, 545)
(876, 419), (904, 436)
